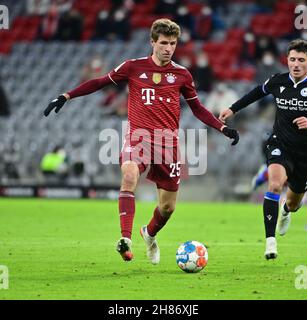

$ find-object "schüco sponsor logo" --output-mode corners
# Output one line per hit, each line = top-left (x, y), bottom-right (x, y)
(276, 98), (307, 107)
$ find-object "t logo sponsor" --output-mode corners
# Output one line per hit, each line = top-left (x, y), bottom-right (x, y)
(0, 5), (9, 29)
(280, 86), (285, 93)
(142, 88), (155, 105)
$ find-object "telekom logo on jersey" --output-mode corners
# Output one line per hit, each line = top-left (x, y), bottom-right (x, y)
(141, 88), (171, 105)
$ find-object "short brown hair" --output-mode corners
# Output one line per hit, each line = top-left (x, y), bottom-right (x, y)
(150, 19), (181, 42)
(287, 39), (307, 55)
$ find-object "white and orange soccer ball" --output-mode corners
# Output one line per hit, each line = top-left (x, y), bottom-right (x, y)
(176, 240), (208, 273)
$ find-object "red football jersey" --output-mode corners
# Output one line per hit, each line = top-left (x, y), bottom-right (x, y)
(108, 56), (197, 145)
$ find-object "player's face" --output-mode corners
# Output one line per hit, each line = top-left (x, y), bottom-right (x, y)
(151, 34), (177, 66)
(288, 50), (307, 81)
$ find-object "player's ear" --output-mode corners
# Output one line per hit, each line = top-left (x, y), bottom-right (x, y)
(150, 38), (155, 47)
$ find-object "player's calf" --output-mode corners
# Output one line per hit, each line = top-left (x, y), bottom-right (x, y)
(278, 201), (302, 236)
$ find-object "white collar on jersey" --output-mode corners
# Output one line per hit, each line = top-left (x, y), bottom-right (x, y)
(288, 73), (307, 88)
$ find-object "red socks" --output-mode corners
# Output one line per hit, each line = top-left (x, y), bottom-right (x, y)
(119, 194), (170, 239)
(119, 191), (135, 239)
(147, 206), (169, 237)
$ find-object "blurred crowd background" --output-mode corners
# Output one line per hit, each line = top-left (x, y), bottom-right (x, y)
(0, 0), (305, 201)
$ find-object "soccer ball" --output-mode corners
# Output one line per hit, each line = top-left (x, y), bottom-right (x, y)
(176, 240), (208, 273)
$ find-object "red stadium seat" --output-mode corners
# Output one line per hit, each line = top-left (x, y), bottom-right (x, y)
(186, 3), (204, 15)
(275, 1), (296, 13)
(131, 14), (173, 29)
(252, 13), (294, 37)
(227, 28), (245, 41)
(234, 68), (256, 81)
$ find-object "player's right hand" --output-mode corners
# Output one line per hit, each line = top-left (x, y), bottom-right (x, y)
(44, 94), (67, 116)
(219, 108), (234, 123)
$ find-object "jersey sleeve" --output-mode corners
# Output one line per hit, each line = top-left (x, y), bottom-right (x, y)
(108, 60), (131, 85)
(180, 69), (198, 101)
(262, 73), (279, 94)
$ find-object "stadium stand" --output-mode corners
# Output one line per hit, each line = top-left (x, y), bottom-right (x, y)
(0, 0), (300, 199)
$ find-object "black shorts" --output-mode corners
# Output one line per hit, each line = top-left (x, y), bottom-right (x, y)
(265, 134), (307, 194)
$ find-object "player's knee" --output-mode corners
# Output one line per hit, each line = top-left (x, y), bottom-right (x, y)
(122, 171), (138, 190)
(286, 200), (300, 212)
(268, 181), (283, 194)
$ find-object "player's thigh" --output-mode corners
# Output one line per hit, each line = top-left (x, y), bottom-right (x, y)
(157, 188), (178, 214)
(285, 187), (305, 210)
(267, 163), (287, 191)
(287, 156), (307, 196)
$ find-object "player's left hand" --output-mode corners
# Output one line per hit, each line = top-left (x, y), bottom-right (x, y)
(293, 117), (307, 129)
(222, 126), (240, 146)
(44, 94), (68, 117)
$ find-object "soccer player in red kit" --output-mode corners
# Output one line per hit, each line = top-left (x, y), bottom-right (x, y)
(44, 19), (239, 264)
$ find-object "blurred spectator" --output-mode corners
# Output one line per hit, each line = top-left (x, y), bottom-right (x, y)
(255, 51), (285, 110)
(40, 145), (69, 184)
(0, 80), (10, 117)
(177, 55), (193, 69)
(254, 0), (276, 12)
(80, 55), (105, 82)
(111, 8), (131, 41)
(92, 10), (110, 40)
(155, 0), (182, 15)
(99, 85), (128, 117)
(55, 0), (73, 14)
(241, 31), (256, 64)
(67, 145), (90, 186)
(205, 82), (239, 117)
(38, 4), (59, 41)
(255, 35), (278, 62)
(3, 144), (20, 180)
(208, 0), (229, 13)
(255, 51), (285, 84)
(54, 8), (83, 41)
(80, 55), (128, 116)
(27, 0), (50, 15)
(174, 5), (194, 32)
(194, 5), (213, 40)
(191, 52), (214, 93)
(93, 8), (131, 41)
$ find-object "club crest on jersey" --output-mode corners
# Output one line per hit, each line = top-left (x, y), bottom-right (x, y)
(152, 73), (161, 84)
(300, 88), (307, 97)
(165, 73), (177, 84)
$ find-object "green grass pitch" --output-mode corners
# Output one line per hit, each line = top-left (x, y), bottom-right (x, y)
(0, 198), (306, 300)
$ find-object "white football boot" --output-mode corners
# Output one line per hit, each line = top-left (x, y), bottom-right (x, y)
(140, 226), (160, 265)
(278, 201), (291, 236)
(264, 236), (278, 260)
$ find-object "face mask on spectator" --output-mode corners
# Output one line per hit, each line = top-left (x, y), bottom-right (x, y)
(196, 56), (208, 67)
(262, 53), (274, 66)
